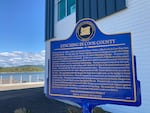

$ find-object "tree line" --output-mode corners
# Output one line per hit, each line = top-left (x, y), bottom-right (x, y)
(0, 65), (44, 72)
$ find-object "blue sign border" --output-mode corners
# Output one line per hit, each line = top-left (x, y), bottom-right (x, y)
(46, 19), (141, 107)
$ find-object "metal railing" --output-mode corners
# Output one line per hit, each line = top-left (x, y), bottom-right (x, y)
(0, 72), (45, 84)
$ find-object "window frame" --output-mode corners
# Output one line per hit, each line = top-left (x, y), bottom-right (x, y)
(58, 0), (76, 21)
(58, 0), (66, 20)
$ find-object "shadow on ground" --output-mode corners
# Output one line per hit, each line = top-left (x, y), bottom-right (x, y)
(0, 87), (80, 113)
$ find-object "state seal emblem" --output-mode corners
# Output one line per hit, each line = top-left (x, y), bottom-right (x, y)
(76, 20), (95, 41)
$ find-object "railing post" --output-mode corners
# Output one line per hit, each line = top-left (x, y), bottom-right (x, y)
(20, 74), (23, 83)
(0, 72), (44, 84)
(37, 75), (39, 82)
(10, 75), (13, 84)
(29, 75), (32, 83)
(0, 75), (2, 84)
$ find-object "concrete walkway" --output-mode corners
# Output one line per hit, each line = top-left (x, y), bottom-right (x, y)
(0, 82), (44, 91)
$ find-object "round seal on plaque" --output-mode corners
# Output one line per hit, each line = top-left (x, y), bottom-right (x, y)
(76, 21), (95, 41)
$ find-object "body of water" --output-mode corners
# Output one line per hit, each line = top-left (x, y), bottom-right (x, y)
(0, 72), (44, 84)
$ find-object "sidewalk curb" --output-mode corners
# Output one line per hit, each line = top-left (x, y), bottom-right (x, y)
(0, 82), (44, 91)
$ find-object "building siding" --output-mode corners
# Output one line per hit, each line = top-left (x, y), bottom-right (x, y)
(98, 0), (106, 19)
(45, 0), (54, 40)
(106, 0), (116, 15)
(45, 0), (150, 113)
(76, 0), (126, 21)
(76, 0), (84, 21)
(95, 0), (150, 112)
(116, 0), (126, 11)
(91, 0), (98, 20)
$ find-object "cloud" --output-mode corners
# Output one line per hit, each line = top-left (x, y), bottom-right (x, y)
(0, 50), (45, 67)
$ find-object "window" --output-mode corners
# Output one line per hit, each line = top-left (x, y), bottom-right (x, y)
(67, 0), (76, 15)
(58, 0), (66, 20)
(58, 0), (76, 20)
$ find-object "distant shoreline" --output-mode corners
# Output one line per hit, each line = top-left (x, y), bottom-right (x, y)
(0, 65), (44, 73)
(0, 71), (44, 73)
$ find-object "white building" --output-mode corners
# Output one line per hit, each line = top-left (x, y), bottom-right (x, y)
(45, 0), (150, 113)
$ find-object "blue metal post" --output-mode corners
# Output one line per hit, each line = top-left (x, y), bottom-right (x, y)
(82, 103), (93, 113)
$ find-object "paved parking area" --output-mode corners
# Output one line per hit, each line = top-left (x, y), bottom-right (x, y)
(0, 85), (75, 113)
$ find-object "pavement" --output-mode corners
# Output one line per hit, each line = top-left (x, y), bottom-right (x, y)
(0, 82), (44, 91)
(0, 83), (79, 113)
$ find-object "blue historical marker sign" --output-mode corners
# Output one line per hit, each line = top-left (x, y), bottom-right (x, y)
(46, 19), (141, 108)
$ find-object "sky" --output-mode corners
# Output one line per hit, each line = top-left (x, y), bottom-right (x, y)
(0, 0), (45, 67)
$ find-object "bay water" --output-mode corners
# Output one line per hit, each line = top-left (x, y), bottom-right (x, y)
(0, 72), (44, 84)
